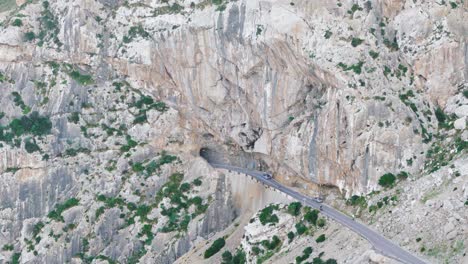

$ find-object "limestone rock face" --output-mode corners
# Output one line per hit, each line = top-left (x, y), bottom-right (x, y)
(0, 0), (466, 263)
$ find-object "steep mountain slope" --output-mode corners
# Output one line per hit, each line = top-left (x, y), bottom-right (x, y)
(0, 0), (466, 263)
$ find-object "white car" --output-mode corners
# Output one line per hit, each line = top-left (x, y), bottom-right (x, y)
(314, 197), (324, 203)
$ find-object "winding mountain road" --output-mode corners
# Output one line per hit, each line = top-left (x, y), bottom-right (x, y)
(210, 162), (426, 264)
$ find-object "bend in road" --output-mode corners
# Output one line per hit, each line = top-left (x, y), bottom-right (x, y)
(210, 162), (426, 264)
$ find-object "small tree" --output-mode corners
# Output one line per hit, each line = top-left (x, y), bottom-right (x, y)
(24, 32), (36, 42)
(221, 251), (232, 263)
(12, 19), (23, 27)
(378, 173), (396, 188)
(295, 222), (308, 235)
(304, 209), (319, 225)
(287, 202), (302, 216)
(316, 234), (326, 243)
(397, 171), (409, 180)
(351, 38), (364, 47)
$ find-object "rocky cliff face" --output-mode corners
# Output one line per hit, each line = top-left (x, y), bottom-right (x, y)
(0, 0), (466, 263)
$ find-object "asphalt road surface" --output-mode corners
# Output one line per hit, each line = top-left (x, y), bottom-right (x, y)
(210, 162), (426, 264)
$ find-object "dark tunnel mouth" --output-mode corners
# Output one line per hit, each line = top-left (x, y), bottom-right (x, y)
(199, 147), (213, 163)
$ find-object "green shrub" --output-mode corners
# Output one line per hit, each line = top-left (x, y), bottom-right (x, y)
(192, 178), (202, 186)
(262, 235), (282, 250)
(347, 4), (362, 16)
(463, 90), (468, 99)
(69, 71), (94, 86)
(24, 138), (40, 153)
(369, 50), (379, 59)
(65, 147), (90, 157)
(346, 195), (367, 207)
(450, 2), (458, 8)
(337, 61), (364, 74)
(287, 202), (302, 216)
(221, 249), (246, 264)
(11, 253), (21, 264)
(95, 206), (105, 219)
(315, 234), (326, 243)
(24, 32), (36, 42)
(258, 204), (279, 225)
(222, 251), (232, 263)
(397, 171), (409, 180)
(12, 18), (22, 27)
(304, 209), (319, 225)
(180, 182), (191, 192)
(324, 30), (332, 39)
(48, 198), (80, 222)
(123, 25), (150, 43)
(351, 38), (364, 47)
(252, 246), (262, 255)
(2, 244), (13, 251)
(295, 222), (308, 235)
(296, 247), (313, 264)
(287, 231), (295, 243)
(378, 173), (396, 188)
(204, 237), (225, 259)
(434, 107), (446, 124)
(32, 221), (44, 237)
(68, 112), (80, 124)
(132, 162), (145, 172)
(317, 218), (326, 227)
(383, 37), (399, 51)
(9, 112), (52, 137)
(133, 114), (147, 124)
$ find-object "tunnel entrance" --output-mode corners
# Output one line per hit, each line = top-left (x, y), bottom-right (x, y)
(199, 146), (267, 171)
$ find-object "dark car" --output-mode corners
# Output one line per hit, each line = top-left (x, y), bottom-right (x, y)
(262, 172), (272, 180)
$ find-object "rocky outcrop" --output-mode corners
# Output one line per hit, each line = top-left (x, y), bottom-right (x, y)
(0, 0), (466, 263)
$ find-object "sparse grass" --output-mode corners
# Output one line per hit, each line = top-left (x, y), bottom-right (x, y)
(420, 189), (441, 203)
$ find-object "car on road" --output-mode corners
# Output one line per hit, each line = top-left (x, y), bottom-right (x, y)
(314, 197), (324, 203)
(262, 172), (272, 180)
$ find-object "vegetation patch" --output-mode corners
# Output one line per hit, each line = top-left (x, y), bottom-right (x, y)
(204, 237), (226, 259)
(221, 249), (246, 264)
(315, 234), (326, 243)
(123, 25), (150, 43)
(37, 1), (62, 47)
(378, 173), (396, 188)
(295, 247), (313, 264)
(47, 198), (80, 222)
(258, 204), (279, 225)
(69, 70), (94, 86)
(351, 37), (364, 47)
(287, 202), (302, 216)
(337, 61), (364, 74)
